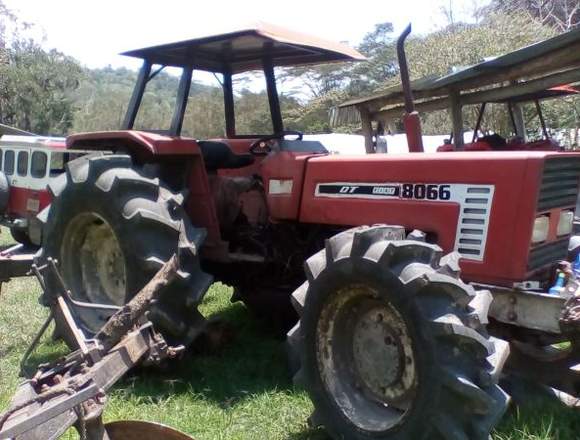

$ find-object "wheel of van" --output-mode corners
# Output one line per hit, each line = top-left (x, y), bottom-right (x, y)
(10, 227), (33, 247)
(0, 171), (9, 214)
(287, 225), (510, 440)
(37, 154), (213, 347)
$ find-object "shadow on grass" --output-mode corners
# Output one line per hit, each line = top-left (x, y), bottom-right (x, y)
(19, 339), (70, 378)
(495, 399), (580, 439)
(118, 303), (295, 408)
(494, 376), (580, 439)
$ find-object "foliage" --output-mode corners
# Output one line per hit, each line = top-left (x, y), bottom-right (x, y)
(0, 40), (82, 134)
(402, 11), (557, 135)
(0, 1), (579, 141)
(488, 0), (580, 31)
(1, 224), (580, 440)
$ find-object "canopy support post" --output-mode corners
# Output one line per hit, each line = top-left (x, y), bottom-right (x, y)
(223, 68), (236, 138)
(263, 57), (284, 135)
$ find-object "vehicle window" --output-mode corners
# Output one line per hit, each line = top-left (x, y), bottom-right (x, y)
(134, 65), (181, 134)
(50, 152), (66, 177)
(4, 150), (15, 175)
(232, 71), (273, 136)
(181, 71), (225, 139)
(17, 151), (29, 176)
(31, 151), (48, 178)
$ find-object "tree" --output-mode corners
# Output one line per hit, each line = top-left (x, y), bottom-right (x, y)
(0, 40), (82, 134)
(400, 11), (556, 135)
(349, 22), (398, 96)
(488, 0), (580, 31)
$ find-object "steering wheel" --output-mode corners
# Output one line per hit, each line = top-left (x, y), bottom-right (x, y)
(249, 130), (304, 155)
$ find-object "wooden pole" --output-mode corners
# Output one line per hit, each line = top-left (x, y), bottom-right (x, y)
(512, 102), (526, 141)
(96, 255), (179, 352)
(360, 107), (375, 154)
(450, 91), (464, 149)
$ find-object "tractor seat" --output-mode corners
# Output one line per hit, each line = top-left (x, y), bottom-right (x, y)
(198, 141), (255, 171)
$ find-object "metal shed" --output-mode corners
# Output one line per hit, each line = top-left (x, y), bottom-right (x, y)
(337, 26), (580, 152)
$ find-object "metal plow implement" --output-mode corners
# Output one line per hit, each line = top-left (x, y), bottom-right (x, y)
(0, 255), (194, 440)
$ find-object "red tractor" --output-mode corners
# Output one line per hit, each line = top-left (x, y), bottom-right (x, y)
(36, 23), (580, 439)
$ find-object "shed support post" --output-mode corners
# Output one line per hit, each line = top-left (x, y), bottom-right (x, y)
(449, 91), (464, 149)
(360, 107), (374, 154)
(513, 102), (527, 141)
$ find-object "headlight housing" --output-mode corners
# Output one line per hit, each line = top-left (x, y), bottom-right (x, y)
(557, 210), (574, 236)
(532, 216), (550, 243)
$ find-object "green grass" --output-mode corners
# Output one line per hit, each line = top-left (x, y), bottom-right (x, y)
(0, 227), (579, 439)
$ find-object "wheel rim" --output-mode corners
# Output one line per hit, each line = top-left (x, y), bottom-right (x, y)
(61, 212), (127, 332)
(316, 283), (417, 432)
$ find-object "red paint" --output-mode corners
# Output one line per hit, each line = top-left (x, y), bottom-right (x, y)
(66, 131), (579, 287)
(260, 151), (314, 220)
(403, 112), (424, 153)
(294, 151), (579, 286)
(67, 131), (201, 159)
(7, 186), (51, 220)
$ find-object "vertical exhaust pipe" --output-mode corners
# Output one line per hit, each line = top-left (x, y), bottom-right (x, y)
(397, 24), (424, 153)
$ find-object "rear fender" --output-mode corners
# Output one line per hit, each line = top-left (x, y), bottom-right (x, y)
(68, 130), (227, 257)
(67, 131), (201, 162)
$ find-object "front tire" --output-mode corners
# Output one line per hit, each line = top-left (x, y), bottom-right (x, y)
(288, 225), (510, 440)
(37, 154), (213, 346)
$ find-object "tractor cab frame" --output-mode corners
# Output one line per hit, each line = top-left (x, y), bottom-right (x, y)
(120, 23), (365, 139)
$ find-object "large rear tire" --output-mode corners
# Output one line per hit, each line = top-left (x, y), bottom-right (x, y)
(37, 154), (213, 347)
(287, 225), (510, 440)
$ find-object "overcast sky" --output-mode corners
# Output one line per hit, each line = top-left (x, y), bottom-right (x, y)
(4, 0), (489, 69)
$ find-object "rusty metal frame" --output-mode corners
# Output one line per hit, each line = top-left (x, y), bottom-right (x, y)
(479, 284), (567, 334)
(0, 255), (181, 440)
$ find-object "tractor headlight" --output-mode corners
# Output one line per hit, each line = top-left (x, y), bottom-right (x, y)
(557, 210), (574, 236)
(532, 216), (550, 243)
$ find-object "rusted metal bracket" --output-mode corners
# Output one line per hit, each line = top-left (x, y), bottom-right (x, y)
(0, 254), (182, 440)
(480, 284), (567, 334)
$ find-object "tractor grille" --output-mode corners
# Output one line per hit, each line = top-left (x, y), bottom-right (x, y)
(537, 157), (580, 211)
(528, 239), (569, 271)
(527, 158), (580, 271)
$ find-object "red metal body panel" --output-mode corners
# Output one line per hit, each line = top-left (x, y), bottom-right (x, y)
(67, 131), (201, 158)
(260, 152), (313, 220)
(7, 187), (50, 219)
(291, 151), (579, 286)
(185, 155), (224, 254)
(403, 112), (424, 153)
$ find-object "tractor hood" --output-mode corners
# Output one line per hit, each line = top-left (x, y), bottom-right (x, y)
(294, 150), (580, 286)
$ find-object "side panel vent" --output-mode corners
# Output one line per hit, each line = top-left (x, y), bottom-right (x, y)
(453, 185), (495, 261)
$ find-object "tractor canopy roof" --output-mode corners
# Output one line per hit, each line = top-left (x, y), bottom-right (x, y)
(122, 22), (366, 74)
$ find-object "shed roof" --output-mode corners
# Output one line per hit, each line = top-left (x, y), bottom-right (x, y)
(122, 22), (366, 74)
(338, 26), (580, 117)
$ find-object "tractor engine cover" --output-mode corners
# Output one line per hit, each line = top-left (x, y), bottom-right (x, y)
(293, 151), (580, 287)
